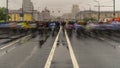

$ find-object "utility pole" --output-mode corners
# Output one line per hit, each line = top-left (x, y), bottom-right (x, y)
(94, 0), (100, 21)
(113, 0), (115, 18)
(94, 0), (113, 21)
(87, 4), (92, 18)
(22, 1), (24, 21)
(32, 6), (34, 22)
(37, 12), (39, 21)
(6, 0), (8, 22)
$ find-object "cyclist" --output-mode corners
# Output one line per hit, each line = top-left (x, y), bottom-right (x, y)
(49, 21), (56, 36)
(61, 21), (66, 33)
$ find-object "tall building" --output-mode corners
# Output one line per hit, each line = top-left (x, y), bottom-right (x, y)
(41, 7), (51, 21)
(62, 4), (80, 20)
(8, 0), (35, 21)
(22, 0), (34, 12)
(72, 4), (80, 16)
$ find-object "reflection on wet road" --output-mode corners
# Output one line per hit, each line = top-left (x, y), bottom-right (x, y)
(71, 33), (120, 68)
(0, 28), (120, 68)
(50, 31), (73, 68)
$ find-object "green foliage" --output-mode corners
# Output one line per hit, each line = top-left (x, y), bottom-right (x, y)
(0, 7), (10, 21)
(83, 18), (97, 22)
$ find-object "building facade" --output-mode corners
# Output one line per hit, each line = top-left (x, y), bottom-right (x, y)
(72, 4), (80, 19)
(39, 8), (51, 21)
(62, 4), (80, 20)
(9, 10), (32, 21)
(76, 10), (120, 21)
(22, 0), (34, 12)
(8, 0), (41, 21)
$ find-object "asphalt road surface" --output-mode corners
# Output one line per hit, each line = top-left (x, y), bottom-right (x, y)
(71, 33), (120, 68)
(0, 29), (120, 68)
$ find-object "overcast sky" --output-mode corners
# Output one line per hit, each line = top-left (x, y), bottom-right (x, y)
(0, 0), (120, 16)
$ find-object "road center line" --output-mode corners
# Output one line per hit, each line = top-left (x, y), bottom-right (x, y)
(65, 30), (79, 68)
(44, 27), (61, 68)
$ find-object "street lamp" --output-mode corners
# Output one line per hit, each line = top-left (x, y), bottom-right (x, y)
(94, 0), (100, 21)
(32, 5), (34, 21)
(86, 4), (92, 18)
(21, 2), (24, 21)
(6, 0), (8, 22)
(113, 0), (115, 18)
(79, 3), (92, 19)
(37, 7), (41, 21)
(82, 7), (86, 20)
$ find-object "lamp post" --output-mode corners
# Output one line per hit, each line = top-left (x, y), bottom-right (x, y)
(6, 0), (8, 22)
(86, 4), (92, 18)
(32, 5), (34, 22)
(82, 7), (86, 20)
(94, 0), (100, 21)
(22, 2), (24, 21)
(113, 0), (116, 18)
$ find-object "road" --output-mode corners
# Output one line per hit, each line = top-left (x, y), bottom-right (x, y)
(0, 29), (120, 68)
(0, 33), (29, 45)
(71, 34), (120, 68)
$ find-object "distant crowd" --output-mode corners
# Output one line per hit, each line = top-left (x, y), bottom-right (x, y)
(1, 20), (120, 37)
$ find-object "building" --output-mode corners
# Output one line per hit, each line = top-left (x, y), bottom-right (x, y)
(76, 10), (97, 20)
(22, 0), (34, 12)
(8, 0), (40, 21)
(39, 8), (51, 21)
(62, 4), (80, 20)
(76, 10), (120, 21)
(62, 13), (73, 20)
(72, 4), (80, 19)
(9, 10), (32, 21)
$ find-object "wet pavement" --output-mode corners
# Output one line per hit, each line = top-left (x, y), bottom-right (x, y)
(50, 31), (73, 68)
(0, 29), (120, 68)
(0, 35), (56, 68)
(71, 33), (120, 68)
(0, 34), (27, 46)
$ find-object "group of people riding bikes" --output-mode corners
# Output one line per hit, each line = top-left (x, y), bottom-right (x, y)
(35, 20), (120, 37)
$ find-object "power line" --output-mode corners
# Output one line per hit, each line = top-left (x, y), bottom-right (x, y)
(100, 1), (113, 4)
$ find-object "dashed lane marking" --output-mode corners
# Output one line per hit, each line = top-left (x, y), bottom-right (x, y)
(99, 37), (120, 48)
(0, 40), (19, 50)
(65, 30), (79, 68)
(99, 37), (105, 40)
(0, 46), (16, 57)
(16, 46), (38, 68)
(0, 51), (6, 57)
(44, 27), (61, 68)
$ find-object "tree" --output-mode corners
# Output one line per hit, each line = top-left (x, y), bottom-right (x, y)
(83, 18), (97, 22)
(0, 7), (10, 21)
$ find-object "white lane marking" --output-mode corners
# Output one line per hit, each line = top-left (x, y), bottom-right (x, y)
(99, 37), (105, 40)
(0, 40), (19, 50)
(0, 46), (16, 57)
(65, 30), (79, 68)
(17, 46), (38, 68)
(7, 46), (16, 52)
(0, 51), (6, 57)
(99, 37), (120, 47)
(44, 27), (61, 68)
(0, 35), (31, 50)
